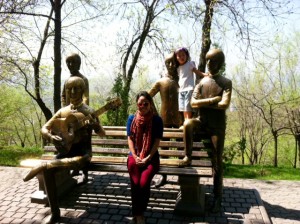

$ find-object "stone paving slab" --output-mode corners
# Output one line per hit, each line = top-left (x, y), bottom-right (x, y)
(0, 166), (299, 224)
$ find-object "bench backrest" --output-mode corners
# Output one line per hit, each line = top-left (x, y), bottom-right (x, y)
(43, 126), (212, 168)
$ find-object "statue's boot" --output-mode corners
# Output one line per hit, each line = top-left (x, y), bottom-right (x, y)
(178, 155), (192, 167)
(23, 162), (47, 182)
(210, 196), (222, 213)
(43, 210), (60, 224)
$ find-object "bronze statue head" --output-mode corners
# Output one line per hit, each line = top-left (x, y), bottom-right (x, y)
(206, 49), (225, 75)
(66, 53), (81, 75)
(165, 52), (178, 81)
(65, 76), (85, 105)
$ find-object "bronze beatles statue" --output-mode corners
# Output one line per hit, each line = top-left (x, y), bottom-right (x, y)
(24, 77), (105, 224)
(179, 49), (232, 213)
(61, 53), (89, 107)
(149, 52), (182, 128)
(148, 52), (182, 188)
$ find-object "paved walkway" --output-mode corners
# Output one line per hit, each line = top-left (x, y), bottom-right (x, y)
(0, 166), (299, 224)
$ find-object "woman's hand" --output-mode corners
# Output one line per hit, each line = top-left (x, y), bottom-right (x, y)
(135, 155), (150, 167)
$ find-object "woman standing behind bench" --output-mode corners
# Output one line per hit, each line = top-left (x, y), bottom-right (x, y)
(127, 91), (163, 224)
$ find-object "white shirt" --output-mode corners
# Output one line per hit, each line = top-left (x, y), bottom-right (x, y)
(178, 61), (196, 92)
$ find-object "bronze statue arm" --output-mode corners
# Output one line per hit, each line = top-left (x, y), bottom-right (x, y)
(82, 80), (89, 105)
(191, 95), (222, 108)
(41, 112), (63, 143)
(61, 84), (66, 107)
(218, 88), (231, 109)
(148, 82), (160, 97)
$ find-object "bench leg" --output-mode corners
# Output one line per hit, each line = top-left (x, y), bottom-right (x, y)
(30, 169), (77, 204)
(175, 175), (205, 216)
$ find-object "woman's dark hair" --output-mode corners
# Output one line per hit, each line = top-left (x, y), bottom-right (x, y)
(136, 91), (153, 104)
(136, 91), (158, 115)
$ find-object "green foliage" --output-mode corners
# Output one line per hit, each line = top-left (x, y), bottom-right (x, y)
(107, 74), (128, 126)
(0, 146), (43, 167)
(224, 164), (300, 181)
(223, 141), (240, 164)
(0, 84), (44, 148)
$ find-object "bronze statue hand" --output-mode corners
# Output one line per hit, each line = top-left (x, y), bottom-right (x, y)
(51, 135), (63, 143)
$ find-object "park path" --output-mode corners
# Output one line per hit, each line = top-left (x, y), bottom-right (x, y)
(0, 166), (299, 224)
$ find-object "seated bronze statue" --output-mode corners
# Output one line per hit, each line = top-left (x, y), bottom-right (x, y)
(179, 49), (232, 213)
(23, 76), (105, 224)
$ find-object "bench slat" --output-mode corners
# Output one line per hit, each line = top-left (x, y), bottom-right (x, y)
(102, 126), (182, 133)
(43, 146), (210, 158)
(103, 130), (184, 139)
(91, 139), (206, 148)
(44, 141), (208, 150)
(40, 155), (212, 167)
(88, 163), (212, 177)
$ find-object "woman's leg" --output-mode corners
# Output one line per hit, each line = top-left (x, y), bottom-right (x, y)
(127, 155), (142, 216)
(139, 156), (160, 213)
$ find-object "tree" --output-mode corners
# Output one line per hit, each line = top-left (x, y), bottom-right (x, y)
(110, 0), (184, 123)
(0, 0), (111, 120)
(177, 0), (295, 75)
(233, 33), (300, 167)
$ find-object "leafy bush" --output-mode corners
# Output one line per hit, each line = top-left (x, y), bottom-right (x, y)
(0, 146), (43, 166)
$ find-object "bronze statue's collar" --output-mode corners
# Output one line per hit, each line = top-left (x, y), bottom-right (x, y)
(71, 102), (83, 110)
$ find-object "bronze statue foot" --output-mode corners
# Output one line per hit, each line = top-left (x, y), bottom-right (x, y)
(155, 174), (166, 188)
(178, 156), (191, 167)
(43, 210), (60, 224)
(23, 162), (47, 182)
(210, 197), (222, 213)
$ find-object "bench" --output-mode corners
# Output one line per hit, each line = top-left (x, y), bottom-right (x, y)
(21, 126), (213, 215)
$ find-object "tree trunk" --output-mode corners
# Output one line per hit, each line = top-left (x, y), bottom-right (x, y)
(273, 132), (278, 167)
(53, 0), (62, 112)
(198, 0), (214, 78)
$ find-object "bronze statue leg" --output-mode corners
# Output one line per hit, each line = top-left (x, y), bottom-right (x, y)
(42, 169), (60, 224)
(179, 119), (201, 167)
(210, 130), (225, 213)
(24, 155), (91, 182)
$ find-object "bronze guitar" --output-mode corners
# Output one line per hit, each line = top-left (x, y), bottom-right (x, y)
(50, 97), (122, 154)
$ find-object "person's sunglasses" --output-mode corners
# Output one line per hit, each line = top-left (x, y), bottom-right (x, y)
(137, 102), (149, 107)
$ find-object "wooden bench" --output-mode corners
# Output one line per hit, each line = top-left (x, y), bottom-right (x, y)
(21, 126), (213, 215)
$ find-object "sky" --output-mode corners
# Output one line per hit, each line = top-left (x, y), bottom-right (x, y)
(39, 0), (300, 94)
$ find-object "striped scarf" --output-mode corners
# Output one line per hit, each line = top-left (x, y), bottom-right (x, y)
(130, 110), (153, 159)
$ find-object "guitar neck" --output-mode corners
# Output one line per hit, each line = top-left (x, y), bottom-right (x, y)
(93, 104), (111, 118)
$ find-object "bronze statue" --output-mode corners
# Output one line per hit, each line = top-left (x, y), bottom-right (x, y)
(61, 53), (89, 106)
(179, 49), (232, 213)
(149, 52), (181, 128)
(148, 52), (182, 188)
(23, 76), (105, 224)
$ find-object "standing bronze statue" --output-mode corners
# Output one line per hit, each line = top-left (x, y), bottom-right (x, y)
(179, 49), (232, 213)
(23, 77), (105, 224)
(61, 53), (89, 106)
(149, 52), (182, 188)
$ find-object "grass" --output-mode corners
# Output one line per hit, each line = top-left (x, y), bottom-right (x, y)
(224, 163), (300, 181)
(0, 146), (43, 167)
(0, 146), (299, 181)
